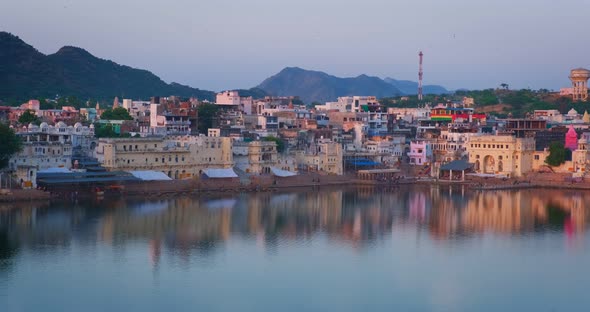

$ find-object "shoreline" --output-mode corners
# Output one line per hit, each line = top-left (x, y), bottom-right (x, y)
(3, 174), (590, 203)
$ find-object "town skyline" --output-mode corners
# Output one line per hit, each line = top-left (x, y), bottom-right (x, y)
(2, 0), (589, 92)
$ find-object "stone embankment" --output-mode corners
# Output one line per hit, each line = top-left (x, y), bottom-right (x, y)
(3, 171), (590, 202)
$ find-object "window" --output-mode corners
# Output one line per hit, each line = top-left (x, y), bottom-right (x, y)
(534, 155), (540, 160)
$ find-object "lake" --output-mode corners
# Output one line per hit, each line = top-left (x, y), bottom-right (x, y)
(1, 186), (589, 311)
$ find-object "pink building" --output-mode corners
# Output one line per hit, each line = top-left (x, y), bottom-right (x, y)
(408, 140), (433, 166)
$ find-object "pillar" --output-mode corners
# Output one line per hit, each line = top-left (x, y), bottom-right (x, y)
(449, 169), (453, 181)
(462, 170), (465, 181)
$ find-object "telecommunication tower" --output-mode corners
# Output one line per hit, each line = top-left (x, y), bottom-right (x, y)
(418, 51), (423, 101)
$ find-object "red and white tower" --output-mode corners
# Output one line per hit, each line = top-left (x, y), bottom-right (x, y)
(418, 51), (423, 101)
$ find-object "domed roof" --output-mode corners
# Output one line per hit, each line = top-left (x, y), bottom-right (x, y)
(56, 121), (67, 128)
(89, 124), (95, 129)
(579, 138), (587, 144)
(28, 123), (36, 129)
(570, 68), (590, 79)
(39, 122), (49, 128)
(568, 108), (578, 116)
(74, 122), (83, 128)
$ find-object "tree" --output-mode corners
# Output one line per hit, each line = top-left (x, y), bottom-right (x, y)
(197, 104), (219, 134)
(545, 142), (566, 167)
(263, 136), (285, 153)
(94, 123), (118, 138)
(500, 83), (509, 90)
(0, 123), (22, 170)
(100, 107), (133, 120)
(18, 110), (40, 125)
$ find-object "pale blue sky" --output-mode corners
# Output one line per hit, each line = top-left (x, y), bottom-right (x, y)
(2, 0), (589, 91)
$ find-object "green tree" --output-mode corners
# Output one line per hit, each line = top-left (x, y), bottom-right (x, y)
(264, 136), (285, 153)
(94, 123), (118, 138)
(0, 123), (22, 170)
(18, 110), (40, 125)
(545, 142), (566, 167)
(197, 104), (219, 134)
(100, 107), (133, 120)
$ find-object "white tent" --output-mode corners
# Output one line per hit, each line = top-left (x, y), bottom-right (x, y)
(271, 167), (297, 177)
(203, 168), (238, 178)
(129, 171), (173, 181)
(37, 167), (72, 174)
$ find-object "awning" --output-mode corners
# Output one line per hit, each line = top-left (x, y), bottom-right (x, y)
(38, 167), (72, 174)
(129, 171), (172, 181)
(271, 167), (297, 177)
(203, 168), (238, 178)
(440, 159), (472, 171)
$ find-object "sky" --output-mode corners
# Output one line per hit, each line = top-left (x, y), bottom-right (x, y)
(2, 0), (589, 92)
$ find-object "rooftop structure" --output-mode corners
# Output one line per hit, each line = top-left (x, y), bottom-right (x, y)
(569, 68), (590, 102)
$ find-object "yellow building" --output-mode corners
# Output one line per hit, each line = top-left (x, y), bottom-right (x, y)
(467, 135), (535, 177)
(233, 141), (278, 174)
(296, 139), (343, 175)
(96, 136), (233, 179)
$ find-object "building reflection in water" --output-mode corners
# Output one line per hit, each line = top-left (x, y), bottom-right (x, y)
(0, 187), (589, 265)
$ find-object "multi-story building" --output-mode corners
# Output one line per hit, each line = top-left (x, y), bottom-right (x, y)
(216, 91), (253, 113)
(317, 96), (379, 113)
(233, 141), (278, 174)
(95, 136), (233, 179)
(296, 139), (343, 175)
(408, 140), (433, 165)
(9, 122), (91, 186)
(466, 135), (535, 177)
(149, 103), (191, 135)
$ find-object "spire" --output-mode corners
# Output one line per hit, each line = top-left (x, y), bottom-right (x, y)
(583, 110), (590, 123)
(113, 97), (119, 109)
(565, 124), (578, 151)
(95, 102), (100, 110)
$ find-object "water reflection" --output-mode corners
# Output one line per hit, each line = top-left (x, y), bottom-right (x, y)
(0, 187), (588, 264)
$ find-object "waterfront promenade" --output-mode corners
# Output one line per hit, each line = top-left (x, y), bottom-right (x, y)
(3, 170), (590, 203)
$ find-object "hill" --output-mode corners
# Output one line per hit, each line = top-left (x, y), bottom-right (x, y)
(0, 32), (225, 103)
(257, 67), (402, 103)
(383, 78), (450, 95)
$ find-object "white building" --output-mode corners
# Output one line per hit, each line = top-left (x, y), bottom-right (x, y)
(316, 96), (379, 113)
(9, 122), (94, 187)
(216, 91), (254, 113)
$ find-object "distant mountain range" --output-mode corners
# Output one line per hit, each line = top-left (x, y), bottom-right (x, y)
(0, 32), (223, 103)
(257, 67), (450, 103)
(257, 67), (400, 103)
(0, 31), (451, 105)
(383, 78), (450, 96)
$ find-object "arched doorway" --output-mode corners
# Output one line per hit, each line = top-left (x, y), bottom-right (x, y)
(483, 155), (495, 174)
(498, 160), (503, 172)
(475, 160), (480, 171)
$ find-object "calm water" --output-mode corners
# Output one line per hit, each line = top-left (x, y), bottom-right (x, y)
(1, 186), (589, 311)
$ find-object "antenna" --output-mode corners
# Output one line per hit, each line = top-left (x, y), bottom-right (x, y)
(418, 51), (423, 101)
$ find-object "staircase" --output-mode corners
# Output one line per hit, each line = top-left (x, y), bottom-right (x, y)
(232, 167), (251, 186)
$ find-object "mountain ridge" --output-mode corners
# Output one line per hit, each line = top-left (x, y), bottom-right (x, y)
(257, 67), (403, 103)
(0, 32), (219, 103)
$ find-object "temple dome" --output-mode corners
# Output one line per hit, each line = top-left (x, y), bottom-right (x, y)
(568, 108), (578, 116)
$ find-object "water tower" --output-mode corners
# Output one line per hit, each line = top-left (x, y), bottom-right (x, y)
(570, 68), (590, 102)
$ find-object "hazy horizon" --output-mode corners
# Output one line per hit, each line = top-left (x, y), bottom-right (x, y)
(2, 0), (589, 92)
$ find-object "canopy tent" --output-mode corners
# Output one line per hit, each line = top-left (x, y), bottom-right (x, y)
(203, 168), (238, 178)
(271, 167), (297, 177)
(440, 159), (472, 171)
(129, 171), (172, 181)
(438, 159), (473, 181)
(38, 167), (72, 174)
